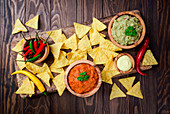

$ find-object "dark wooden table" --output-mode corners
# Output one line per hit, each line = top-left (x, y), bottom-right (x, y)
(0, 0), (169, 114)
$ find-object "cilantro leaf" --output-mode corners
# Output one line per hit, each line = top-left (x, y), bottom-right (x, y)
(84, 75), (89, 81)
(79, 72), (86, 75)
(77, 76), (83, 81)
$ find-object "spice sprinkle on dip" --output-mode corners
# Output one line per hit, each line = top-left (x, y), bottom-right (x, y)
(68, 63), (99, 94)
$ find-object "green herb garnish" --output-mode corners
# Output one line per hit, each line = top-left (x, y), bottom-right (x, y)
(79, 72), (86, 75)
(77, 76), (83, 81)
(125, 26), (137, 36)
(77, 72), (89, 81)
(84, 75), (89, 81)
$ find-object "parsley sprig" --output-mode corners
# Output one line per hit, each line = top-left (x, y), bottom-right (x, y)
(77, 72), (89, 81)
(125, 26), (137, 36)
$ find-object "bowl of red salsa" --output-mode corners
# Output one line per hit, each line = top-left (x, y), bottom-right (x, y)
(64, 60), (102, 97)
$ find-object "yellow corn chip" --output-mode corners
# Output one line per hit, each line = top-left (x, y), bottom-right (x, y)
(101, 48), (119, 59)
(119, 76), (136, 91)
(100, 33), (106, 37)
(50, 67), (65, 74)
(89, 29), (105, 46)
(37, 71), (51, 87)
(61, 33), (78, 50)
(74, 22), (91, 38)
(93, 47), (108, 64)
(102, 71), (113, 84)
(78, 35), (91, 51)
(110, 83), (126, 100)
(12, 19), (27, 34)
(67, 50), (87, 64)
(46, 30), (66, 43)
(53, 73), (66, 96)
(126, 81), (143, 99)
(142, 50), (158, 65)
(16, 78), (35, 94)
(29, 81), (34, 97)
(102, 56), (120, 83)
(25, 15), (39, 29)
(87, 47), (99, 59)
(50, 43), (63, 59)
(16, 54), (25, 69)
(12, 39), (25, 52)
(92, 17), (107, 31)
(25, 62), (42, 74)
(50, 51), (69, 68)
(42, 63), (53, 78)
(100, 39), (122, 51)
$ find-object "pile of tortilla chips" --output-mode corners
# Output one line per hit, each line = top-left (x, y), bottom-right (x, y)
(110, 76), (143, 100)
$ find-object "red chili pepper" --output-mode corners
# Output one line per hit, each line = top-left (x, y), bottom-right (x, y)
(34, 38), (38, 52)
(24, 49), (32, 61)
(23, 46), (30, 51)
(33, 32), (52, 57)
(136, 36), (150, 75)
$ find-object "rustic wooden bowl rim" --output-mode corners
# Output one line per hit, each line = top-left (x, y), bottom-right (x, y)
(21, 37), (49, 63)
(108, 11), (146, 49)
(114, 53), (135, 74)
(64, 60), (102, 98)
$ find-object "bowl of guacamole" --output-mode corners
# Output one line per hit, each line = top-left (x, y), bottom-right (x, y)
(108, 11), (146, 49)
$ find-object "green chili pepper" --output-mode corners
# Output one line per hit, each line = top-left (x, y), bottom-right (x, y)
(36, 32), (40, 48)
(17, 53), (41, 62)
(29, 40), (36, 54)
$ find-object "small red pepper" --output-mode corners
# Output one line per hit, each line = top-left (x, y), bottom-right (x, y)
(136, 36), (150, 75)
(33, 32), (52, 57)
(34, 38), (38, 52)
(23, 46), (30, 51)
(24, 49), (32, 61)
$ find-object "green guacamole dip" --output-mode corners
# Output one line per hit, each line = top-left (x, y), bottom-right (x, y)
(117, 55), (132, 71)
(111, 15), (143, 45)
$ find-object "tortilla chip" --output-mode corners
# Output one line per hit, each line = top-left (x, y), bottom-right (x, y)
(46, 30), (66, 43)
(42, 63), (53, 79)
(12, 39), (25, 52)
(25, 15), (39, 29)
(25, 62), (42, 74)
(67, 50), (87, 64)
(16, 54), (25, 70)
(12, 19), (27, 34)
(119, 76), (136, 91)
(102, 56), (120, 83)
(16, 78), (35, 94)
(37, 71), (51, 87)
(100, 33), (106, 37)
(50, 43), (63, 59)
(101, 48), (119, 59)
(78, 35), (91, 51)
(89, 29), (105, 46)
(50, 67), (65, 74)
(92, 17), (107, 31)
(87, 47), (99, 59)
(100, 39), (122, 51)
(74, 22), (91, 38)
(110, 83), (126, 100)
(102, 71), (113, 84)
(142, 50), (158, 65)
(126, 81), (143, 99)
(29, 81), (34, 97)
(50, 51), (69, 68)
(53, 73), (66, 96)
(93, 47), (108, 64)
(61, 33), (78, 50)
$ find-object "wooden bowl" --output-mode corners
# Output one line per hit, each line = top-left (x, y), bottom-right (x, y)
(108, 11), (146, 49)
(64, 60), (102, 97)
(114, 53), (135, 74)
(21, 37), (49, 63)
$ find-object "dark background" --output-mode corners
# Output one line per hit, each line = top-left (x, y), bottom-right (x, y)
(0, 0), (169, 114)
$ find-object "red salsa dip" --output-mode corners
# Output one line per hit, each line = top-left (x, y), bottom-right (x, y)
(68, 63), (99, 94)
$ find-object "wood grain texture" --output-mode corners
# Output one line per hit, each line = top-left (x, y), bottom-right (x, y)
(0, 0), (169, 114)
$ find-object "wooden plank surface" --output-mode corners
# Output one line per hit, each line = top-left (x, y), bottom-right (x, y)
(11, 10), (152, 98)
(0, 0), (169, 114)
